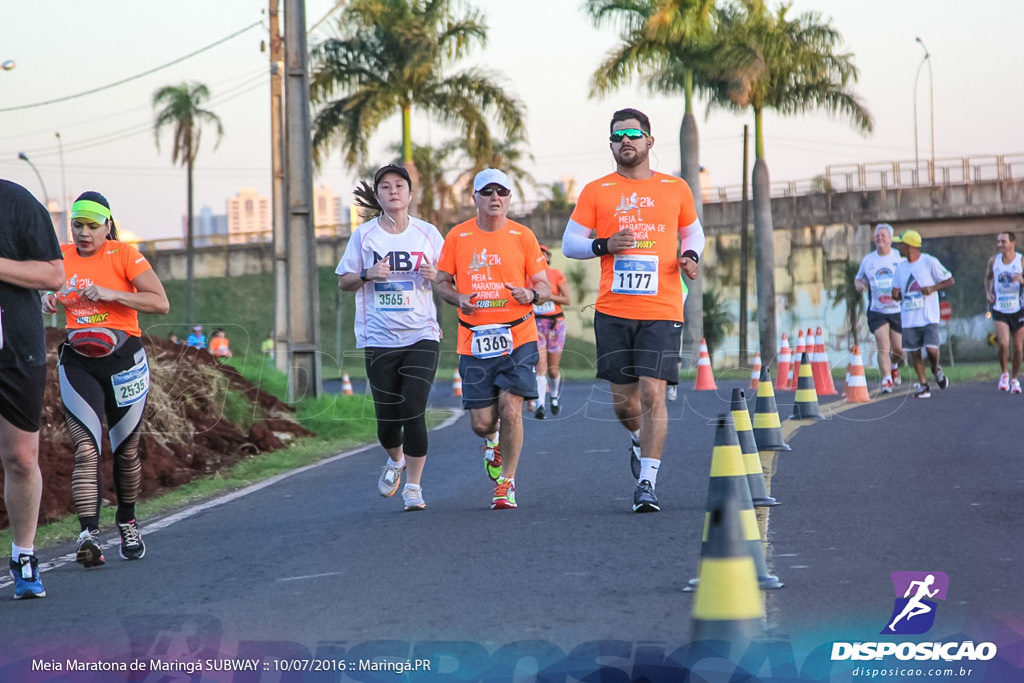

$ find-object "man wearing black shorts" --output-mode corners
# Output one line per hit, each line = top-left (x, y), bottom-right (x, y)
(855, 223), (904, 393)
(984, 232), (1024, 393)
(561, 108), (705, 512)
(0, 180), (65, 599)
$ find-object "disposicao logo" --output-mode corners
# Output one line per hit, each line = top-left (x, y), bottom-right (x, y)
(882, 571), (948, 635)
(830, 571), (998, 663)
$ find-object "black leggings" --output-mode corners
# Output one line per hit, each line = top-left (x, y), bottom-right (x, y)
(59, 336), (148, 531)
(363, 340), (439, 458)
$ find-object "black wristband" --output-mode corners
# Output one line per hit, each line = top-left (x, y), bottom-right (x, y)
(359, 269), (369, 281)
(682, 250), (699, 264)
(592, 237), (610, 256)
(531, 289), (539, 304)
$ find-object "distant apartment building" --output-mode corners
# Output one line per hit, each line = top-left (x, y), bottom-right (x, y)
(313, 183), (344, 235)
(227, 188), (270, 243)
(182, 206), (229, 245)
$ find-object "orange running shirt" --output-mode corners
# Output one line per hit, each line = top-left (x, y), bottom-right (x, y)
(437, 218), (546, 355)
(529, 266), (567, 317)
(570, 171), (698, 321)
(57, 240), (153, 336)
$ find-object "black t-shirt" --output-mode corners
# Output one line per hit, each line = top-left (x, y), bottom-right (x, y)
(0, 180), (63, 367)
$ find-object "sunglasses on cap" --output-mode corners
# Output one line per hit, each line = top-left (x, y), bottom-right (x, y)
(609, 128), (649, 143)
(477, 186), (511, 197)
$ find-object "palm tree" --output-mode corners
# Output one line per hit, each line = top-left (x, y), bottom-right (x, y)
(707, 0), (872, 365)
(309, 0), (527, 199)
(448, 133), (538, 207)
(585, 0), (717, 364)
(152, 82), (223, 327)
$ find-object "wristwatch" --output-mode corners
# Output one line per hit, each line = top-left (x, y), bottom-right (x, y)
(530, 289), (539, 304)
(359, 269), (369, 281)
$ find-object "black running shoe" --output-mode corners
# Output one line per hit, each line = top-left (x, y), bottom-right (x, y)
(75, 530), (105, 568)
(535, 404), (545, 419)
(936, 368), (949, 390)
(550, 396), (560, 415)
(117, 519), (146, 560)
(633, 480), (660, 513)
(629, 438), (641, 480)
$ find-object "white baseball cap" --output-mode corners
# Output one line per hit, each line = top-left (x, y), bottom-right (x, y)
(473, 168), (512, 192)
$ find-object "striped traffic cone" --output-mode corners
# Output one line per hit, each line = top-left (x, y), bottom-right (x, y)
(751, 366), (791, 452)
(731, 388), (779, 508)
(844, 346), (870, 403)
(785, 330), (805, 391)
(749, 352), (761, 390)
(776, 334), (791, 392)
(812, 327), (838, 396)
(341, 373), (354, 396)
(452, 369), (463, 397)
(688, 416), (768, 645)
(694, 338), (717, 391)
(790, 351), (825, 420)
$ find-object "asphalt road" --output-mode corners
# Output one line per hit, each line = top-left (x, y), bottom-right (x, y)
(1, 377), (1022, 682)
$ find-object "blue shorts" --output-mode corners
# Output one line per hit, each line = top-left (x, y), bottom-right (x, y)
(867, 310), (902, 334)
(902, 324), (940, 352)
(459, 342), (539, 410)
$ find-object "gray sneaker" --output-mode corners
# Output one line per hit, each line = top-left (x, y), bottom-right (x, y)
(936, 368), (949, 390)
(377, 460), (405, 497)
(402, 484), (426, 511)
(117, 519), (146, 560)
(75, 529), (105, 568)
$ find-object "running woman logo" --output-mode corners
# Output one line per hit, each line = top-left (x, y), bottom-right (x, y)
(881, 571), (949, 635)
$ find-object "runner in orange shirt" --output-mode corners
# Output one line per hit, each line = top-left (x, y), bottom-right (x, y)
(435, 169), (551, 509)
(42, 191), (170, 566)
(528, 244), (571, 419)
(561, 108), (705, 513)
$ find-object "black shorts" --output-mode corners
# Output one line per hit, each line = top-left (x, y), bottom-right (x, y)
(0, 363), (47, 432)
(867, 310), (903, 334)
(459, 342), (539, 410)
(991, 309), (1024, 333)
(594, 311), (682, 385)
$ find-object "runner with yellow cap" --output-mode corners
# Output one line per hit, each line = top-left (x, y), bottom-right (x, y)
(890, 230), (955, 398)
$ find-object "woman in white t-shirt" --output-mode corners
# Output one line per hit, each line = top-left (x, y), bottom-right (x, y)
(855, 223), (904, 393)
(336, 164), (444, 511)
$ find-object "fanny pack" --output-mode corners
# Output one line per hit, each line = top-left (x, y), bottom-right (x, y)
(457, 312), (533, 331)
(67, 327), (128, 358)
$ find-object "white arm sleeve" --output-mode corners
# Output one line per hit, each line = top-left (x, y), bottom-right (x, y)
(678, 217), (706, 257)
(561, 219), (598, 260)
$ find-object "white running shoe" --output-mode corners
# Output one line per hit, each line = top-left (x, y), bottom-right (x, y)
(402, 484), (426, 511)
(1012, 379), (1022, 395)
(666, 385), (678, 402)
(999, 372), (1010, 391)
(377, 460), (404, 497)
(880, 378), (894, 394)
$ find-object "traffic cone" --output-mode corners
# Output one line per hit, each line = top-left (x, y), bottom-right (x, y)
(452, 368), (463, 397)
(694, 338), (717, 391)
(790, 351), (825, 420)
(776, 334), (791, 392)
(812, 327), (838, 396)
(751, 366), (791, 452)
(749, 352), (761, 390)
(688, 416), (768, 646)
(731, 388), (779, 508)
(844, 346), (870, 403)
(341, 373), (354, 396)
(785, 330), (805, 391)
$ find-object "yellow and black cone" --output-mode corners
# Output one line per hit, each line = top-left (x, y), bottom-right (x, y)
(751, 366), (792, 451)
(685, 411), (783, 591)
(689, 415), (767, 643)
(731, 388), (779, 508)
(790, 351), (825, 420)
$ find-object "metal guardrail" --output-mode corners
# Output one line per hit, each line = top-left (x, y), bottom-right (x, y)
(704, 153), (1024, 203)
(132, 225), (351, 252)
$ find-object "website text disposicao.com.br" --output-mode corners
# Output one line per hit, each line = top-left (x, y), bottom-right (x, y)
(852, 665), (979, 679)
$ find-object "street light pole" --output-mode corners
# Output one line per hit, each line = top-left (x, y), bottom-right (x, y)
(914, 37), (935, 185)
(18, 152), (50, 206)
(56, 132), (70, 243)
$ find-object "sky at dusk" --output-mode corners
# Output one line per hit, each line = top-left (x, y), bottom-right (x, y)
(1, 0), (1022, 241)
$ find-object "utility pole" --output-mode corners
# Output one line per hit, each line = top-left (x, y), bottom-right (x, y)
(269, 0), (289, 373)
(284, 0), (322, 400)
(739, 125), (749, 367)
(56, 132), (69, 243)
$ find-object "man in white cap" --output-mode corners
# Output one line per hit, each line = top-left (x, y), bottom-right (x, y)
(891, 230), (955, 398)
(435, 168), (551, 509)
(855, 223), (905, 393)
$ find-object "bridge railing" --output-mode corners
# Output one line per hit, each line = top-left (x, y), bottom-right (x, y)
(705, 153), (1024, 203)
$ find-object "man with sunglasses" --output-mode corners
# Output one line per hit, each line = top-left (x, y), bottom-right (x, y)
(435, 168), (551, 510)
(561, 108), (705, 513)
